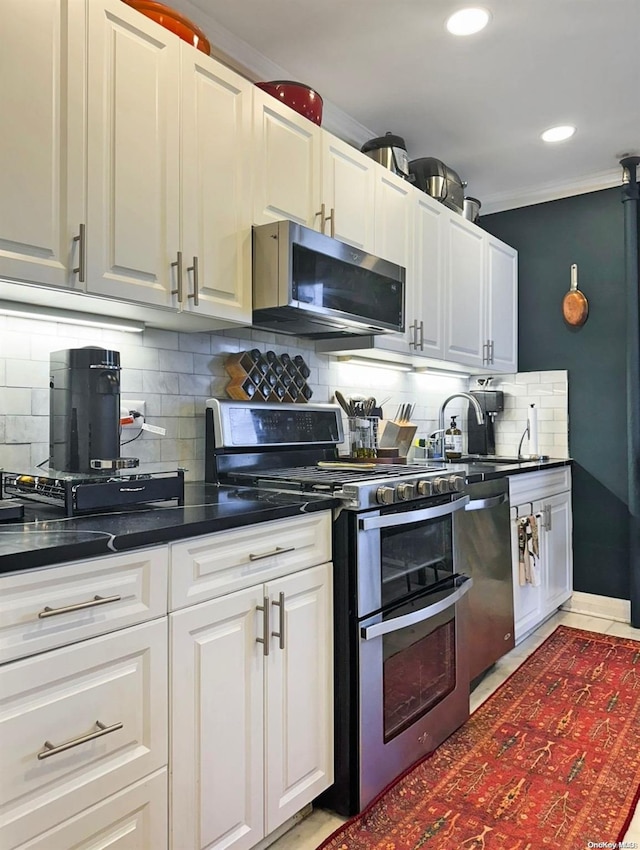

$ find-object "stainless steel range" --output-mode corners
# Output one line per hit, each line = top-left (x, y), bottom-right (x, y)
(205, 399), (482, 815)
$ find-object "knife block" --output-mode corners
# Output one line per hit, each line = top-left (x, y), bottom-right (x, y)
(377, 420), (417, 458)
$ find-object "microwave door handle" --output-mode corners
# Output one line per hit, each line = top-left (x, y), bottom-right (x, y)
(360, 577), (473, 641)
(464, 493), (508, 511)
(359, 495), (470, 531)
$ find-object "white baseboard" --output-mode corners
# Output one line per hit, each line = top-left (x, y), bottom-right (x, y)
(561, 591), (630, 624)
(256, 804), (313, 850)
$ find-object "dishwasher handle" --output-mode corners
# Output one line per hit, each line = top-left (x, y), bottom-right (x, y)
(464, 492), (508, 511)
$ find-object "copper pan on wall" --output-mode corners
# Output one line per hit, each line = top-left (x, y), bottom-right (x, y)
(562, 263), (589, 326)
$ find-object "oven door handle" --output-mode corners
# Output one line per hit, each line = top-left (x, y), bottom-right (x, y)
(360, 576), (473, 641)
(464, 493), (508, 511)
(358, 495), (470, 531)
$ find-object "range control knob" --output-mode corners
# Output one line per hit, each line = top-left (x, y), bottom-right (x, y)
(432, 477), (448, 494)
(396, 482), (416, 501)
(417, 479), (434, 497)
(376, 486), (396, 505)
(447, 475), (466, 493)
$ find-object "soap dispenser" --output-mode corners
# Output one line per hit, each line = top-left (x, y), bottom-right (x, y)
(445, 415), (463, 459)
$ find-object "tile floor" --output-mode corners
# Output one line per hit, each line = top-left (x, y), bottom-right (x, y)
(267, 609), (640, 850)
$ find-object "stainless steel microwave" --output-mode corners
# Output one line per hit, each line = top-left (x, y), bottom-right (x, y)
(252, 221), (405, 338)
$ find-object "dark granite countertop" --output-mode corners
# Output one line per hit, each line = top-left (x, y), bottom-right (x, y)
(0, 482), (339, 574)
(443, 457), (572, 483)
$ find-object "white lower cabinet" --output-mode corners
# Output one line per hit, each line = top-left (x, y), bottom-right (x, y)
(510, 469), (573, 642)
(170, 561), (333, 850)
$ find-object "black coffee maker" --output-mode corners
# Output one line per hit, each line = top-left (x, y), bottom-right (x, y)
(50, 347), (137, 473)
(467, 390), (504, 455)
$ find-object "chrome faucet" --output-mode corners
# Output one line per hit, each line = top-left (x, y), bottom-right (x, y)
(437, 393), (484, 458)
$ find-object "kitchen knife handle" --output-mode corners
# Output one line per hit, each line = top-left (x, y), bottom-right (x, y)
(171, 250), (184, 303)
(38, 594), (122, 619)
(315, 202), (326, 234)
(72, 223), (86, 282)
(271, 592), (286, 650)
(187, 256), (199, 306)
(37, 720), (123, 760)
(256, 596), (270, 656)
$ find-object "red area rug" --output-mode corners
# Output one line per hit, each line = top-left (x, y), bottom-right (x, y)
(319, 625), (640, 850)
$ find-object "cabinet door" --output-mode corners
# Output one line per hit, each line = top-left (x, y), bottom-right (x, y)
(511, 506), (543, 643)
(321, 134), (375, 251)
(170, 587), (264, 850)
(486, 236), (518, 372)
(253, 89), (322, 228)
(181, 49), (252, 323)
(373, 170), (412, 267)
(541, 491), (573, 614)
(0, 0), (84, 290)
(444, 215), (486, 368)
(264, 563), (333, 834)
(86, 0), (180, 306)
(410, 193), (446, 358)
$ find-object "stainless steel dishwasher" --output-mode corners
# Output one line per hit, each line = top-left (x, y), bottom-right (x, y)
(455, 478), (514, 683)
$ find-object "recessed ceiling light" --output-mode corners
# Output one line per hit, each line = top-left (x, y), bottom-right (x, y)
(541, 125), (576, 143)
(446, 7), (491, 36)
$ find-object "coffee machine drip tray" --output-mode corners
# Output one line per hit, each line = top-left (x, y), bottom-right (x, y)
(1, 468), (185, 517)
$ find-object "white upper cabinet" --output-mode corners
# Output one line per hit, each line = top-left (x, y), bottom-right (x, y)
(180, 48), (253, 322)
(0, 0), (85, 290)
(443, 215), (486, 368)
(408, 192), (446, 358)
(486, 234), (518, 372)
(253, 89), (322, 228)
(373, 169), (413, 268)
(86, 0), (181, 307)
(321, 134), (376, 251)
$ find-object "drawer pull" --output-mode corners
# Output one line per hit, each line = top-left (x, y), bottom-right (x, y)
(256, 596), (270, 656)
(248, 545), (295, 562)
(37, 719), (123, 760)
(38, 594), (122, 619)
(271, 592), (286, 650)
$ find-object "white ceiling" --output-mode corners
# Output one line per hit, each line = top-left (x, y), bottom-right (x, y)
(175, 0), (639, 213)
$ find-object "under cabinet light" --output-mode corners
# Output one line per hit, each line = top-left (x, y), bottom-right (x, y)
(413, 366), (472, 378)
(0, 302), (145, 333)
(337, 356), (413, 373)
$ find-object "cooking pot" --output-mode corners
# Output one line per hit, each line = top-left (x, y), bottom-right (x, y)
(463, 197), (482, 223)
(120, 0), (211, 54)
(361, 133), (411, 180)
(255, 80), (323, 126)
(409, 157), (465, 214)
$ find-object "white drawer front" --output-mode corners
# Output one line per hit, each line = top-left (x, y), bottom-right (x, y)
(7, 769), (167, 850)
(170, 512), (332, 609)
(509, 467), (571, 504)
(0, 619), (168, 848)
(0, 547), (168, 663)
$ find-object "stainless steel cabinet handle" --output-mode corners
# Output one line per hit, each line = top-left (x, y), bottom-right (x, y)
(361, 576), (473, 640)
(271, 592), (286, 650)
(256, 595), (270, 656)
(359, 495), (470, 531)
(489, 339), (495, 364)
(324, 207), (335, 238)
(465, 493), (508, 511)
(187, 256), (199, 305)
(171, 250), (183, 303)
(37, 719), (123, 760)
(482, 341), (489, 365)
(542, 504), (552, 531)
(315, 202), (326, 234)
(72, 223), (86, 282)
(248, 545), (295, 562)
(418, 319), (424, 351)
(408, 320), (417, 349)
(38, 594), (122, 619)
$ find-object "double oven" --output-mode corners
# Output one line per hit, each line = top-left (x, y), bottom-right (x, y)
(206, 400), (478, 817)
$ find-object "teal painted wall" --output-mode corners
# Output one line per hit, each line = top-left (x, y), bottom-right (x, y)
(482, 187), (629, 599)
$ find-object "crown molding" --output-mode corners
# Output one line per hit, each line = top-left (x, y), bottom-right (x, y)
(170, 0), (376, 148)
(481, 167), (623, 216)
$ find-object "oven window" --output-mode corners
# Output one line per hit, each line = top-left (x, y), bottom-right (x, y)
(383, 610), (456, 743)
(380, 513), (453, 609)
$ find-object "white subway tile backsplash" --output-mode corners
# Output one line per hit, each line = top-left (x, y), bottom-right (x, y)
(5, 415), (48, 444)
(142, 371), (180, 395)
(178, 332), (211, 354)
(159, 349), (193, 374)
(1, 387), (32, 415)
(5, 359), (49, 388)
(142, 328), (180, 350)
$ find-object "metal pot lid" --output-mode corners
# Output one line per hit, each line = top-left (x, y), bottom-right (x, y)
(361, 132), (408, 154)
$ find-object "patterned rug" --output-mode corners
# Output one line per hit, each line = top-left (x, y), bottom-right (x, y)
(319, 625), (640, 850)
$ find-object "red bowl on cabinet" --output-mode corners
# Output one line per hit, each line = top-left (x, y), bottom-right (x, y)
(121, 0), (211, 55)
(255, 80), (323, 126)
